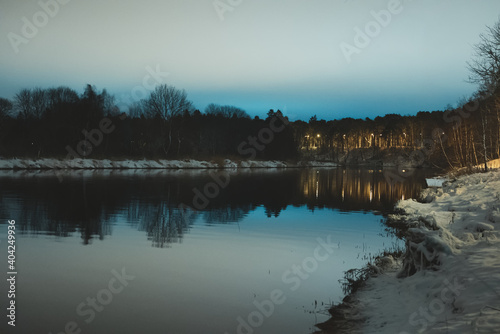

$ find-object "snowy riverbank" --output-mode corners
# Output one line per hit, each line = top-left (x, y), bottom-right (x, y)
(0, 158), (338, 170)
(318, 169), (500, 333)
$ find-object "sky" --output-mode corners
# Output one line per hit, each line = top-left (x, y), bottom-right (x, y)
(1, 0), (500, 121)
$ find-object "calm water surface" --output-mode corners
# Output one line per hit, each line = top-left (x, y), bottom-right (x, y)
(0, 168), (438, 334)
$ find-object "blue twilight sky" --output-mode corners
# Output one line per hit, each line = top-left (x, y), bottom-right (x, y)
(1, 0), (500, 121)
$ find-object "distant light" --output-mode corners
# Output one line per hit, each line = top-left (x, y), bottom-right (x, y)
(317, 134), (321, 138)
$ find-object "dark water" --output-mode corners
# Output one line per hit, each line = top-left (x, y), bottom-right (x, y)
(0, 167), (438, 334)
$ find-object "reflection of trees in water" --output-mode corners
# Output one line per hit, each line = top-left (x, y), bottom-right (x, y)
(203, 205), (254, 225)
(264, 206), (284, 218)
(130, 202), (253, 248)
(43, 178), (112, 244)
(0, 176), (115, 244)
(131, 200), (194, 248)
(299, 168), (427, 213)
(0, 168), (436, 247)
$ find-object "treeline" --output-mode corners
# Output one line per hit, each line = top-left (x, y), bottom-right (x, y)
(0, 82), (499, 168)
(0, 84), (295, 160)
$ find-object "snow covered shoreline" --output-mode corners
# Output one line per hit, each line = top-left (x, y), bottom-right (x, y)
(0, 158), (338, 170)
(318, 169), (500, 333)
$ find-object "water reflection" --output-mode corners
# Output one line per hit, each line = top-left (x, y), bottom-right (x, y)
(0, 168), (436, 247)
(299, 168), (422, 212)
(135, 201), (189, 248)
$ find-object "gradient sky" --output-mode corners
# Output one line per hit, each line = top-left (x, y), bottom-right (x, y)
(1, 0), (500, 121)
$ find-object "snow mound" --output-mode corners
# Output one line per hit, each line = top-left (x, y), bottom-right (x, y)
(353, 169), (500, 333)
(488, 209), (500, 224)
(466, 222), (494, 232)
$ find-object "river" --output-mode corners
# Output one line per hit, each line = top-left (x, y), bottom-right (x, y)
(0, 167), (438, 334)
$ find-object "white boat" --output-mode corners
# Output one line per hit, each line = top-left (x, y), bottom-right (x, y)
(425, 177), (447, 188)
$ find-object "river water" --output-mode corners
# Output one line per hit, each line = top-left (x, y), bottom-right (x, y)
(0, 167), (438, 334)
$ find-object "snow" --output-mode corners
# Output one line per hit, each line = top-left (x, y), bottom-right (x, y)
(0, 158), (338, 170)
(351, 169), (500, 333)
(425, 177), (448, 188)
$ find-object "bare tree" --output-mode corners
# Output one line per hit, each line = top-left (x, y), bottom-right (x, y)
(14, 88), (33, 119)
(128, 101), (147, 119)
(204, 103), (219, 116)
(47, 86), (79, 109)
(145, 84), (193, 156)
(467, 18), (500, 92)
(480, 107), (489, 171)
(466, 18), (500, 168)
(100, 89), (118, 117)
(32, 88), (49, 119)
(205, 103), (249, 119)
(0, 98), (13, 119)
(13, 88), (49, 120)
(147, 85), (192, 119)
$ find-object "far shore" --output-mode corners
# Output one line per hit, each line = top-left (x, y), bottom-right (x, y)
(0, 154), (456, 170)
(0, 157), (343, 170)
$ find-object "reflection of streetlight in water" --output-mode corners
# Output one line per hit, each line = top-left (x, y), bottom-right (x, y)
(315, 170), (319, 199)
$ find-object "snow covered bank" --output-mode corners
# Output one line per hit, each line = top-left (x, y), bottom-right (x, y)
(318, 170), (500, 333)
(0, 158), (338, 170)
